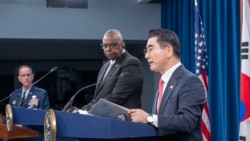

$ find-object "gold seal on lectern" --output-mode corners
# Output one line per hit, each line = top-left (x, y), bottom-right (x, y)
(44, 109), (56, 141)
(5, 104), (13, 131)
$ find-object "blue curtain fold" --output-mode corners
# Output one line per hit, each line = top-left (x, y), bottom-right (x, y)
(161, 0), (240, 141)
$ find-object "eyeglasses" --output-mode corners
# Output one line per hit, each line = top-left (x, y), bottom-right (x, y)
(143, 48), (151, 55)
(100, 42), (120, 50)
(143, 44), (170, 55)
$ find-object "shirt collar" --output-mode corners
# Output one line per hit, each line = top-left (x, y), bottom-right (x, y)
(161, 62), (181, 85)
(110, 49), (126, 62)
(22, 86), (31, 94)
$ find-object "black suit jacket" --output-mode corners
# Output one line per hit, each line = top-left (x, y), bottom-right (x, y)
(152, 65), (206, 141)
(82, 51), (143, 110)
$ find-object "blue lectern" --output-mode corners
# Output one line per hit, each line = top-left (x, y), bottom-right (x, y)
(10, 106), (158, 141)
(52, 110), (157, 140)
(11, 106), (46, 133)
(11, 106), (46, 125)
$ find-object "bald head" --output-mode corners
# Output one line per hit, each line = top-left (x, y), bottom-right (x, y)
(103, 29), (124, 42)
(101, 29), (125, 60)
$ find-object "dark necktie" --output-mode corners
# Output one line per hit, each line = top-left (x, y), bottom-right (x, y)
(157, 79), (164, 113)
(19, 90), (26, 107)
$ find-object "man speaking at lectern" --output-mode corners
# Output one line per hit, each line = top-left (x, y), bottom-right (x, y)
(81, 29), (143, 111)
(8, 65), (50, 110)
(128, 29), (206, 141)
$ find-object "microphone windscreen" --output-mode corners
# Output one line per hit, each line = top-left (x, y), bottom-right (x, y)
(50, 66), (58, 72)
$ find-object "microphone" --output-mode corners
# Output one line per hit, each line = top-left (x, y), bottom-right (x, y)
(32, 66), (58, 86)
(0, 66), (58, 103)
(62, 72), (128, 111)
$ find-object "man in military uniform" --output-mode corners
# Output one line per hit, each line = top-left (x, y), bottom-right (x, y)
(8, 65), (50, 110)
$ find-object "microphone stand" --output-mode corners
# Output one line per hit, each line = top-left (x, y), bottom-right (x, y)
(0, 95), (12, 103)
(62, 72), (128, 112)
(62, 83), (97, 111)
(32, 66), (58, 86)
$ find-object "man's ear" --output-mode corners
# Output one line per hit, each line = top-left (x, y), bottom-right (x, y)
(122, 41), (126, 48)
(17, 75), (21, 82)
(165, 45), (173, 57)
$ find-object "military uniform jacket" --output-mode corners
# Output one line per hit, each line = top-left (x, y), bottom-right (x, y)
(9, 86), (50, 110)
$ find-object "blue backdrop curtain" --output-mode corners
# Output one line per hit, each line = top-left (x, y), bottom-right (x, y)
(161, 0), (240, 141)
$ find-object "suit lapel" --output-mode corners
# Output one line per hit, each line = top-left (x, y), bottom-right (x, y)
(95, 62), (121, 94)
(17, 89), (22, 102)
(94, 64), (108, 97)
(99, 62), (110, 82)
(24, 86), (34, 103)
(158, 65), (184, 114)
(103, 62), (116, 80)
(159, 79), (177, 114)
(94, 52), (127, 96)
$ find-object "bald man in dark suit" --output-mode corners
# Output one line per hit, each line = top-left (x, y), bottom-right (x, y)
(81, 29), (143, 111)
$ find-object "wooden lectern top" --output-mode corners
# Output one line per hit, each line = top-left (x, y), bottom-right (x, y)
(0, 124), (39, 139)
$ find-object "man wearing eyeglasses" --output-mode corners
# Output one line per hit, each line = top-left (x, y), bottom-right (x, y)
(128, 28), (206, 141)
(8, 65), (50, 110)
(81, 29), (143, 111)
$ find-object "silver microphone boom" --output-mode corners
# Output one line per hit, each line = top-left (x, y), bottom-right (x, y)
(62, 72), (128, 111)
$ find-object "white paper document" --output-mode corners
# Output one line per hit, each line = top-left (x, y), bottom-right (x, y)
(88, 98), (131, 121)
